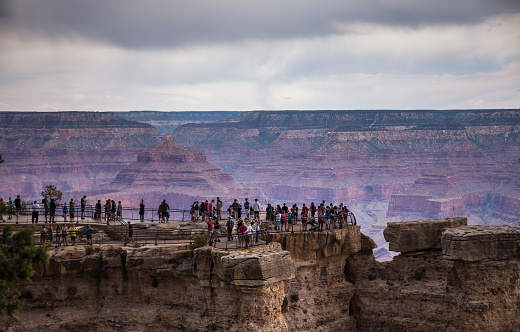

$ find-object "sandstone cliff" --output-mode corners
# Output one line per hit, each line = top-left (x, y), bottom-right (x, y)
(4, 218), (519, 331)
(101, 132), (263, 208)
(0, 112), (162, 200)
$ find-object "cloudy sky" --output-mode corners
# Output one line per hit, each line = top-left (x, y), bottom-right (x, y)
(1, 0), (519, 111)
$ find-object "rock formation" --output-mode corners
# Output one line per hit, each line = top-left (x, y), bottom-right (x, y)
(170, 109), (520, 259)
(101, 132), (263, 208)
(0, 112), (162, 200)
(2, 218), (520, 331)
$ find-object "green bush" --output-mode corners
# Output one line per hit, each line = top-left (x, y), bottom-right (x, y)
(189, 234), (208, 250)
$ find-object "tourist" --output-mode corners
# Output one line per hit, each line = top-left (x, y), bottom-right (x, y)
(301, 210), (308, 231)
(190, 202), (196, 221)
(253, 199), (260, 221)
(266, 203), (274, 221)
(281, 211), (288, 232)
(287, 211), (293, 232)
(0, 197), (4, 221)
(104, 200), (111, 222)
(111, 199), (116, 221)
(69, 198), (76, 222)
(42, 196), (49, 222)
(85, 224), (93, 245)
(32, 200), (40, 223)
(56, 225), (61, 247)
(49, 198), (56, 223)
(80, 196), (87, 219)
(244, 198), (250, 219)
(310, 202), (316, 219)
(325, 206), (331, 230)
(139, 199), (145, 222)
(46, 225), (53, 244)
(7, 197), (13, 220)
(226, 216), (234, 241)
(69, 224), (78, 245)
(232, 199), (241, 219)
(14, 195), (22, 216)
(275, 211), (281, 231)
(62, 202), (68, 222)
(238, 221), (247, 248)
(318, 204), (325, 231)
(95, 200), (102, 221)
(207, 217), (214, 233)
(193, 201), (199, 220)
(253, 221), (261, 243)
(208, 199), (214, 220)
(245, 222), (253, 248)
(158, 199), (169, 223)
(216, 197), (222, 219)
(117, 201), (123, 221)
(62, 224), (69, 246)
(39, 225), (47, 245)
(198, 200), (205, 221)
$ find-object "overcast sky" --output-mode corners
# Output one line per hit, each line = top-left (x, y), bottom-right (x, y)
(1, 0), (519, 111)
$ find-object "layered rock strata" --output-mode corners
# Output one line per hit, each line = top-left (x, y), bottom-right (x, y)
(101, 132), (263, 208)
(3, 219), (520, 331)
(0, 112), (162, 200)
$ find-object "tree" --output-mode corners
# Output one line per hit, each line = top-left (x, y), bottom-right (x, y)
(0, 226), (48, 324)
(41, 184), (63, 203)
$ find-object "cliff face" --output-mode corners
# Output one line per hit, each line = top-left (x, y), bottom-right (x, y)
(102, 132), (263, 208)
(3, 219), (519, 331)
(171, 109), (520, 259)
(0, 112), (162, 200)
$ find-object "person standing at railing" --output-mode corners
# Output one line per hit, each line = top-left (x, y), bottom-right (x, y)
(139, 199), (145, 222)
(69, 224), (78, 245)
(252, 220), (260, 243)
(31, 200), (40, 223)
(70, 198), (76, 222)
(62, 224), (69, 246)
(253, 199), (260, 221)
(80, 196), (87, 220)
(14, 195), (21, 216)
(117, 201), (122, 221)
(244, 198), (250, 219)
(158, 199), (169, 223)
(111, 199), (116, 221)
(42, 196), (49, 222)
(85, 224), (93, 245)
(95, 200), (102, 221)
(0, 197), (4, 221)
(216, 197), (222, 219)
(50, 198), (56, 223)
(62, 202), (68, 222)
(7, 197), (13, 220)
(208, 199), (214, 220)
(226, 216), (234, 241)
(56, 225), (61, 247)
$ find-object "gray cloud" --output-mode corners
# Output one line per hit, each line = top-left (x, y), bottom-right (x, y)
(3, 0), (520, 49)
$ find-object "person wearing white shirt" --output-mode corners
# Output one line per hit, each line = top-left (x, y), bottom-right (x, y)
(32, 200), (40, 223)
(252, 199), (261, 221)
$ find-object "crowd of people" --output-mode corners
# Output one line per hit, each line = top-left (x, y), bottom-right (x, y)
(38, 223), (93, 247)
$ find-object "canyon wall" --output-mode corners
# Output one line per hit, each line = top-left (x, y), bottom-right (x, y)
(0, 112), (162, 201)
(171, 109), (520, 259)
(3, 218), (520, 331)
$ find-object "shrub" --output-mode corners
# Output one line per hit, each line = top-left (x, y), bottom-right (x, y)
(189, 234), (208, 250)
(281, 296), (288, 313)
(290, 293), (299, 302)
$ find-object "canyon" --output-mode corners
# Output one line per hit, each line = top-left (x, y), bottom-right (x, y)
(2, 218), (519, 331)
(1, 110), (519, 260)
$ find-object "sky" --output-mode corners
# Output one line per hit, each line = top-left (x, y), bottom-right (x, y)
(0, 0), (519, 111)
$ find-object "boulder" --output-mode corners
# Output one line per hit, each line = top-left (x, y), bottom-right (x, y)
(221, 250), (295, 287)
(384, 217), (467, 253)
(442, 225), (520, 261)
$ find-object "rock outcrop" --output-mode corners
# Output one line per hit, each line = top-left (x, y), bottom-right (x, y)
(0, 112), (162, 200)
(442, 225), (520, 261)
(384, 217), (467, 252)
(101, 132), (263, 208)
(3, 219), (520, 331)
